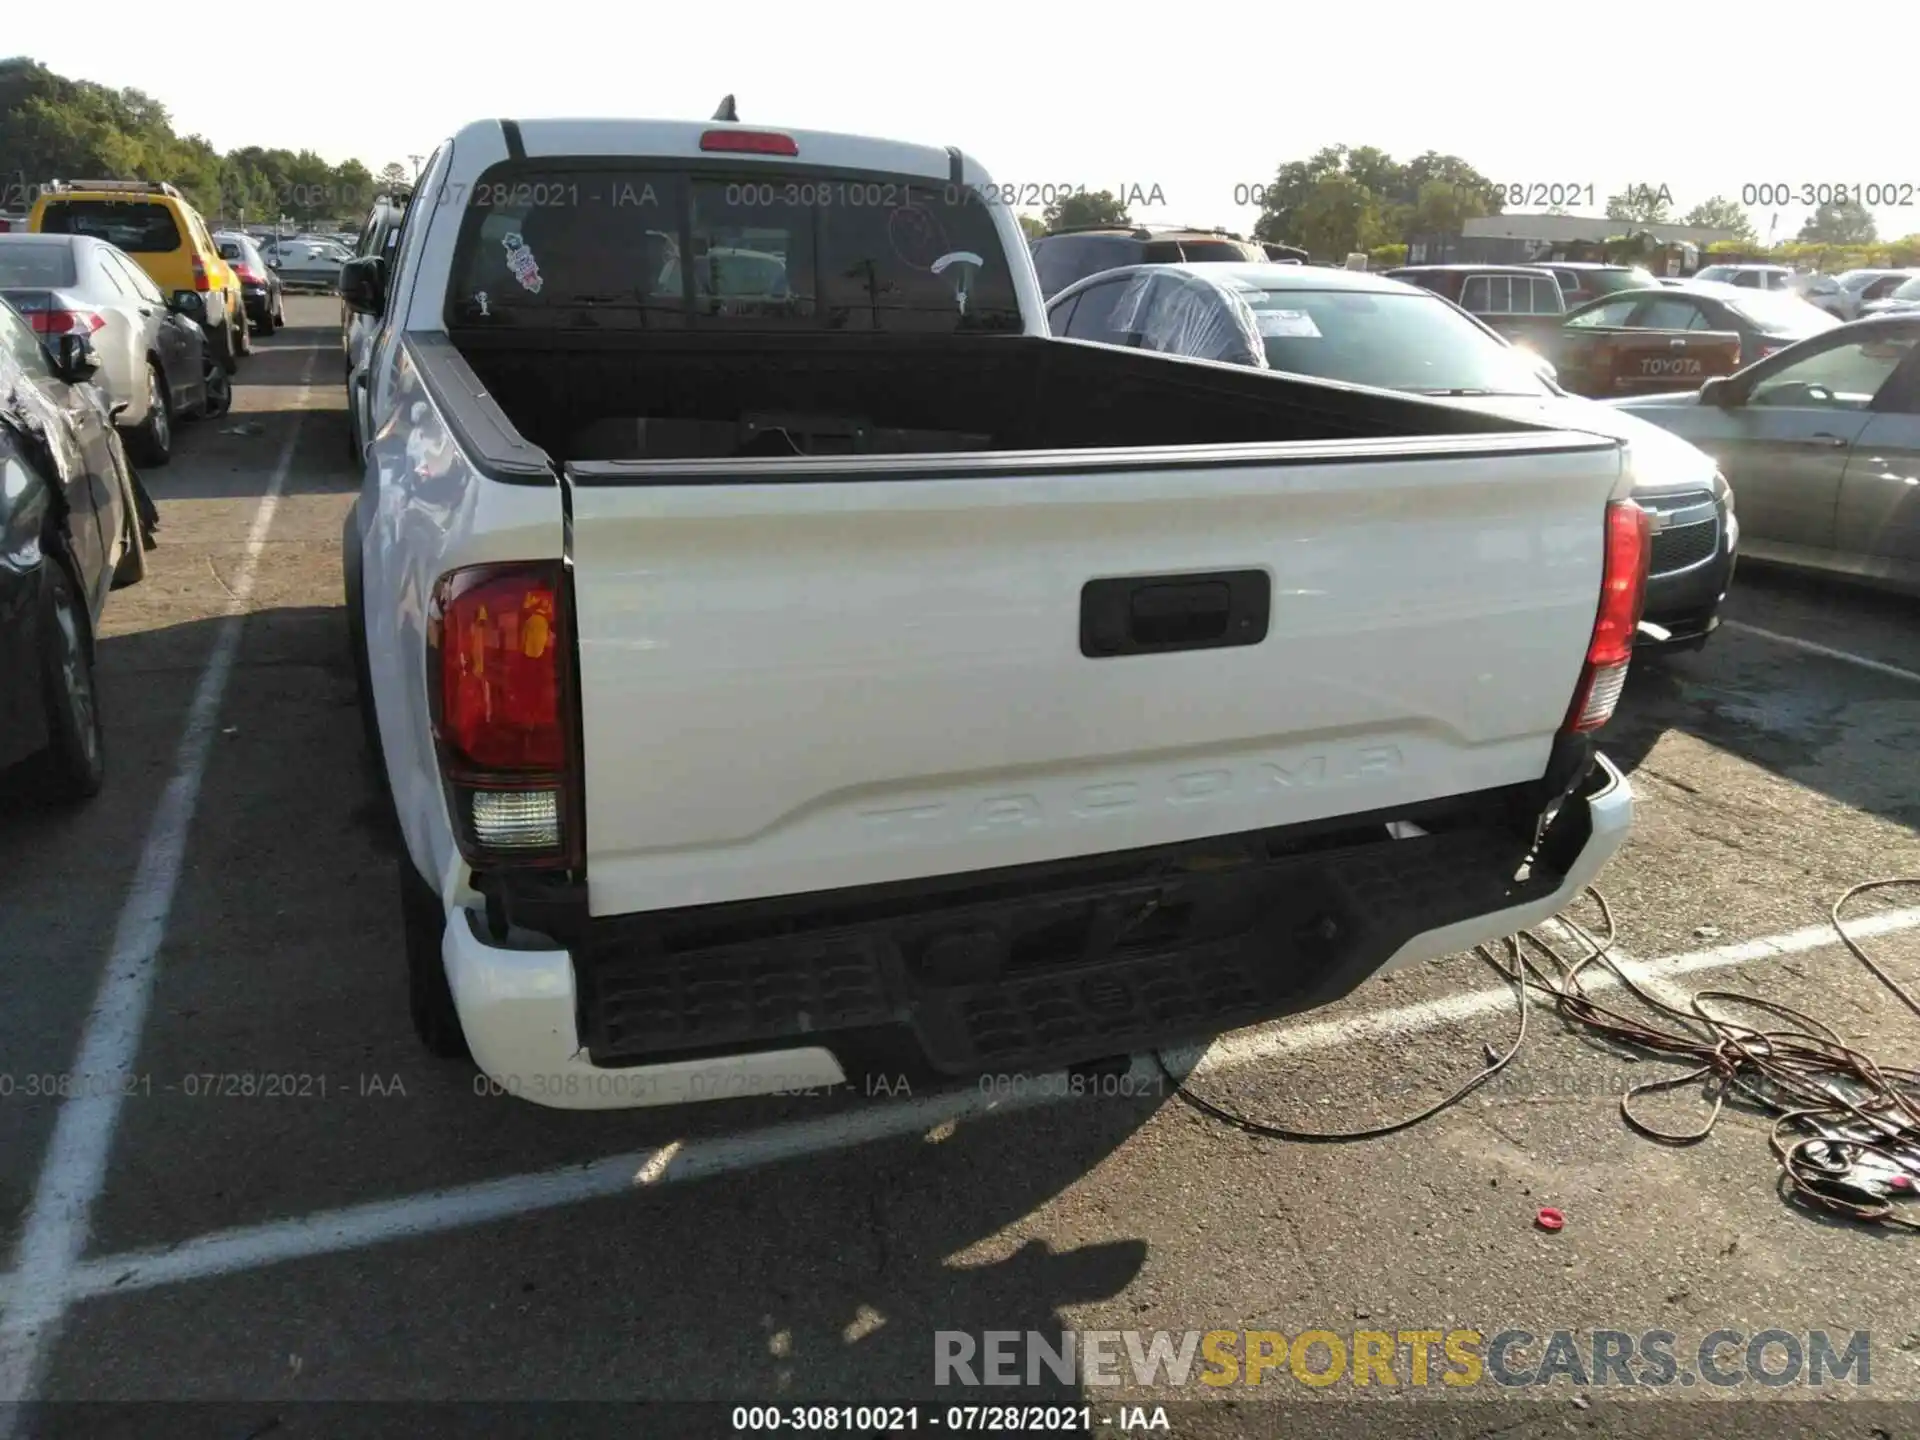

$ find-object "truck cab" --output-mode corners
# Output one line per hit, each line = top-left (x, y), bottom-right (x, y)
(1386, 264), (1568, 350)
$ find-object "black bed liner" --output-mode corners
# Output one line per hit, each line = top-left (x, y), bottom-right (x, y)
(405, 330), (1591, 486)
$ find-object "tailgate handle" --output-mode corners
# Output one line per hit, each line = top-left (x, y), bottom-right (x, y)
(1081, 570), (1270, 657)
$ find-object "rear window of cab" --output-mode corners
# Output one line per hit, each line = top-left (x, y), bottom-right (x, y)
(443, 164), (1023, 334)
(37, 199), (183, 253)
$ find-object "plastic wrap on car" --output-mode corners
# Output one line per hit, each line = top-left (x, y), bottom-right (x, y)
(1134, 272), (1269, 368)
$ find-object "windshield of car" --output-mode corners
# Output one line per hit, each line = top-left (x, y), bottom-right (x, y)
(1891, 276), (1920, 301)
(1232, 285), (1552, 396)
(0, 243), (78, 288)
(446, 165), (1022, 334)
(37, 199), (182, 253)
(1723, 289), (1844, 335)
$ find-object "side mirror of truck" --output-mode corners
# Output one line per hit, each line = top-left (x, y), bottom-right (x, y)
(339, 255), (388, 316)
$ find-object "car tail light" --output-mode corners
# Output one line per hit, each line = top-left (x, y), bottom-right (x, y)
(700, 129), (799, 156)
(28, 308), (106, 335)
(1564, 500), (1652, 733)
(233, 263), (262, 284)
(192, 254), (210, 291)
(426, 562), (582, 869)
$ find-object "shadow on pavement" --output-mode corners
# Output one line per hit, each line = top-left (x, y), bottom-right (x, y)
(32, 599), (1159, 1404)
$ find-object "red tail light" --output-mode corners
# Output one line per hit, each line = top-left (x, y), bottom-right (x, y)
(1564, 501), (1652, 733)
(427, 562), (581, 869)
(700, 129), (798, 156)
(233, 263), (262, 285)
(192, 254), (210, 291)
(29, 309), (106, 335)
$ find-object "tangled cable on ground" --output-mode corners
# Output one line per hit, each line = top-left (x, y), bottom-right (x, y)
(1153, 878), (1920, 1230)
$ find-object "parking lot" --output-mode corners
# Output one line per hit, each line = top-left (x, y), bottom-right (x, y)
(2, 296), (1919, 1437)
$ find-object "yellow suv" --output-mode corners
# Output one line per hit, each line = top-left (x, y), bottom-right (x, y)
(29, 180), (252, 367)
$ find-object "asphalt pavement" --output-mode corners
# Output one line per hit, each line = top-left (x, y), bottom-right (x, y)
(2, 298), (1918, 1440)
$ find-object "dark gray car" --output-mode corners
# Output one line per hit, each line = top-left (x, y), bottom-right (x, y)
(1611, 314), (1920, 596)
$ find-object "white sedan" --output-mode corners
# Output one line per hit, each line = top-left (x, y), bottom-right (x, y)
(263, 238), (355, 290)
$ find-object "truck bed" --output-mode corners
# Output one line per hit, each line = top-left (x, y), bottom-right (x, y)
(436, 330), (1542, 469)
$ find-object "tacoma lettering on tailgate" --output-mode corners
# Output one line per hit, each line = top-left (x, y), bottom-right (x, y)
(859, 746), (1405, 844)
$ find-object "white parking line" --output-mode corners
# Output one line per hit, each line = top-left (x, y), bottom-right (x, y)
(4, 901), (1912, 1317)
(0, 354), (317, 1423)
(1724, 621), (1920, 687)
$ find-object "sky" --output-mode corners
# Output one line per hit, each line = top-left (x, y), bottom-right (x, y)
(12, 4), (1919, 246)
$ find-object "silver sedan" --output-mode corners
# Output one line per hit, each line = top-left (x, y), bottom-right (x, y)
(0, 232), (212, 465)
(1861, 273), (1920, 318)
(1612, 314), (1920, 595)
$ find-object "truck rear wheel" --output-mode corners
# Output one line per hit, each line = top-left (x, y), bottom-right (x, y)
(399, 856), (471, 1060)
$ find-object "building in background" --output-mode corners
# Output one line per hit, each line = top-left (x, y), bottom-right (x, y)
(1409, 214), (1739, 271)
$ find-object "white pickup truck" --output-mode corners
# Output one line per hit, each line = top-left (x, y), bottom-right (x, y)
(341, 116), (1643, 1110)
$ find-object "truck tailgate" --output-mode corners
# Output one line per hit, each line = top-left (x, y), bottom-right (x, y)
(1558, 328), (1745, 396)
(565, 437), (1625, 918)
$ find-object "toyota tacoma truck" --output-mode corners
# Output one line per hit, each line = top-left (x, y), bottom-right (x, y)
(1537, 316), (1745, 399)
(341, 116), (1643, 1110)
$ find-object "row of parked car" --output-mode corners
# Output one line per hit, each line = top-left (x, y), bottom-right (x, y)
(0, 181), (261, 467)
(1034, 228), (1920, 647)
(0, 177), (330, 802)
(0, 257), (158, 802)
(0, 173), (406, 807)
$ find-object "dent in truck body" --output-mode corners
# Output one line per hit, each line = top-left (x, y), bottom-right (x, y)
(442, 755), (1633, 1111)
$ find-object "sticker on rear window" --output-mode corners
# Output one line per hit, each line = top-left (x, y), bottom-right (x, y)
(931, 251), (985, 316)
(1256, 309), (1320, 338)
(502, 232), (543, 294)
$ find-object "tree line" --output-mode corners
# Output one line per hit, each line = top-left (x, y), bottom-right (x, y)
(1, 56), (408, 224)
(1036, 145), (1918, 263)
(7, 59), (1916, 263)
